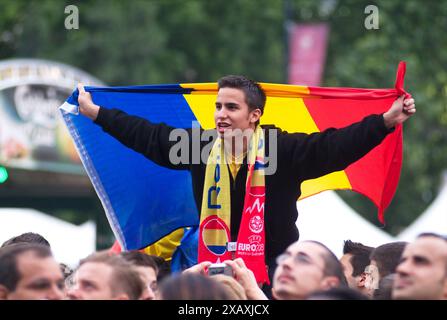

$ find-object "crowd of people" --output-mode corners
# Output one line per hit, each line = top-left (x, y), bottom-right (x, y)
(0, 231), (446, 300)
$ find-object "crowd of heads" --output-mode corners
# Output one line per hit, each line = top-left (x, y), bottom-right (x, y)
(0, 231), (446, 300)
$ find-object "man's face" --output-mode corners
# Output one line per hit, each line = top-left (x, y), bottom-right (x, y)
(340, 253), (373, 294)
(6, 251), (64, 300)
(135, 266), (158, 300)
(273, 242), (330, 300)
(392, 237), (447, 300)
(67, 262), (117, 300)
(214, 88), (261, 138)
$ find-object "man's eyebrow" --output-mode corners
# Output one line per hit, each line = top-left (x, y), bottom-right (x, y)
(413, 255), (430, 264)
(296, 251), (310, 258)
(80, 279), (98, 288)
(27, 278), (51, 288)
(297, 251), (314, 262)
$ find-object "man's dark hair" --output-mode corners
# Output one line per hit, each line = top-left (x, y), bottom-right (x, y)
(150, 255), (171, 282)
(0, 243), (52, 291)
(308, 287), (369, 300)
(1, 232), (51, 248)
(307, 241), (348, 287)
(370, 241), (408, 279)
(120, 251), (159, 273)
(218, 75), (266, 125)
(80, 251), (144, 300)
(343, 240), (374, 277)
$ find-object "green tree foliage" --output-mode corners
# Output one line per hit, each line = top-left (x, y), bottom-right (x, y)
(1, 0), (445, 237)
(322, 0), (447, 234)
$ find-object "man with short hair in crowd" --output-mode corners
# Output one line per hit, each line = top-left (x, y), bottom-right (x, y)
(67, 251), (144, 300)
(1, 232), (51, 248)
(367, 241), (407, 293)
(392, 233), (447, 300)
(271, 240), (347, 300)
(225, 240), (347, 300)
(340, 240), (374, 297)
(0, 243), (64, 300)
(120, 251), (159, 300)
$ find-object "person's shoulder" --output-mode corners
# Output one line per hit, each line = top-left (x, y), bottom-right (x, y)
(261, 124), (301, 137)
(261, 124), (282, 132)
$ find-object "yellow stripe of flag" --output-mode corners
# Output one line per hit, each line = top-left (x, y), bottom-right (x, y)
(182, 85), (352, 199)
(202, 228), (228, 246)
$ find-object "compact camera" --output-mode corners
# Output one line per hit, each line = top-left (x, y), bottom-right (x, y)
(207, 263), (233, 277)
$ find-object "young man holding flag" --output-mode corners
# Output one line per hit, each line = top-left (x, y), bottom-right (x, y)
(76, 75), (415, 285)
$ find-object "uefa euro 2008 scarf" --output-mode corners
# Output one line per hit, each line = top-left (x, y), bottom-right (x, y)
(199, 126), (269, 284)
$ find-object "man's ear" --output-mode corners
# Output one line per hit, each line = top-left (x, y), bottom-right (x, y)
(0, 285), (10, 300)
(250, 108), (262, 124)
(358, 272), (367, 288)
(321, 276), (340, 290)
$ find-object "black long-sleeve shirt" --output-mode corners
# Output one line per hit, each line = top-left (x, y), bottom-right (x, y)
(95, 107), (392, 262)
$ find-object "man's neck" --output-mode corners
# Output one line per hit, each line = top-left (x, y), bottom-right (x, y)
(223, 132), (253, 159)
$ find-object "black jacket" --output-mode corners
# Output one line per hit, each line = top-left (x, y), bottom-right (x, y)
(95, 107), (392, 262)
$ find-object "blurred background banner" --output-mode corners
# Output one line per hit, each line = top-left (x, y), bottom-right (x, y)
(0, 58), (107, 257)
(288, 23), (329, 86)
(0, 59), (103, 175)
(0, 59), (104, 198)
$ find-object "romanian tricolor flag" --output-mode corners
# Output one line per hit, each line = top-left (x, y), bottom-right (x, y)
(60, 62), (408, 251)
(200, 215), (231, 256)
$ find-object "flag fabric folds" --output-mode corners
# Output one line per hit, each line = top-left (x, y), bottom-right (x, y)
(60, 62), (408, 251)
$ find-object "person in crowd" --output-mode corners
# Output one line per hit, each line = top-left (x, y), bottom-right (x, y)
(340, 240), (374, 297)
(271, 240), (347, 300)
(392, 233), (447, 300)
(367, 241), (407, 293)
(121, 251), (159, 300)
(1, 232), (51, 248)
(67, 251), (143, 300)
(0, 243), (64, 300)
(223, 240), (348, 300)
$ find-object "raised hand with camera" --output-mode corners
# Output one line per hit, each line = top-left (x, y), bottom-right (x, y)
(224, 258), (268, 300)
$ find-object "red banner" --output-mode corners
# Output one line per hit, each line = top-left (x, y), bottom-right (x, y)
(288, 23), (329, 86)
